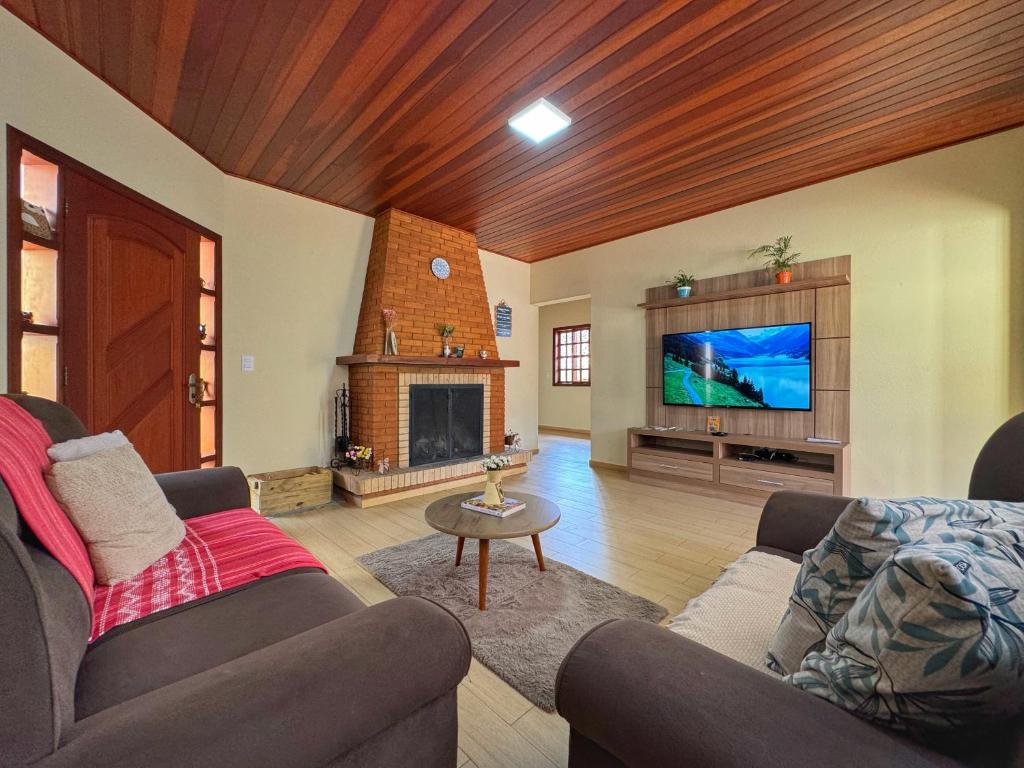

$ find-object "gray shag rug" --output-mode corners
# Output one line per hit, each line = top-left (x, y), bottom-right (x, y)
(357, 533), (667, 711)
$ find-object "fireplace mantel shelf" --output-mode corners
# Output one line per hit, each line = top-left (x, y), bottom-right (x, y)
(336, 354), (519, 368)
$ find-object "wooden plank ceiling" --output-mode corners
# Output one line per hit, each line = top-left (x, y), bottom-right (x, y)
(4, 0), (1023, 262)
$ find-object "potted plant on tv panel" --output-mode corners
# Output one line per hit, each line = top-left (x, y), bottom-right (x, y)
(670, 270), (696, 298)
(749, 235), (801, 284)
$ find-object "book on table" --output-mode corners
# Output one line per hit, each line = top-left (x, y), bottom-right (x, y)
(461, 495), (526, 517)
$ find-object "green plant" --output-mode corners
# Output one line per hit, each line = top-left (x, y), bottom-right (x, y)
(749, 235), (801, 273)
(669, 270), (696, 288)
(436, 323), (455, 337)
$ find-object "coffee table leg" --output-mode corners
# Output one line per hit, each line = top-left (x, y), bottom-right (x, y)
(531, 533), (546, 571)
(479, 539), (489, 611)
(455, 537), (465, 566)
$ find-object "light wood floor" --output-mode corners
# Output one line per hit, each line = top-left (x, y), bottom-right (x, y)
(272, 432), (762, 768)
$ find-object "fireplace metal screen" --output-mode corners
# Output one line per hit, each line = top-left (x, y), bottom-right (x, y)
(408, 384), (484, 466)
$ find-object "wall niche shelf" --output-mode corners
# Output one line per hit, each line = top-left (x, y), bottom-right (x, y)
(637, 274), (850, 310)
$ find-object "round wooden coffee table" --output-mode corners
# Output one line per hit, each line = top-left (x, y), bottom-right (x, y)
(425, 491), (561, 610)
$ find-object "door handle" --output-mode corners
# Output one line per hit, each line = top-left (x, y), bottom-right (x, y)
(187, 373), (208, 409)
(755, 479), (784, 487)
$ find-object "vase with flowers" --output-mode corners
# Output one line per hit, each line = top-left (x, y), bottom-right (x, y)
(480, 454), (512, 505)
(382, 308), (398, 355)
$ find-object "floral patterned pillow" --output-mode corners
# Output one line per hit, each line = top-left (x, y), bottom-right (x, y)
(787, 528), (1024, 730)
(766, 498), (1024, 675)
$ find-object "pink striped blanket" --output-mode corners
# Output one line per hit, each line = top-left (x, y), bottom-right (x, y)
(0, 398), (95, 602)
(0, 398), (325, 643)
(91, 507), (325, 641)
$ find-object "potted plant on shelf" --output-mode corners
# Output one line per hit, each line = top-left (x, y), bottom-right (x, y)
(749, 235), (801, 284)
(481, 454), (512, 505)
(436, 323), (455, 357)
(669, 270), (696, 298)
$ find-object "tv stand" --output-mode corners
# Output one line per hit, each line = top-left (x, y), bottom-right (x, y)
(627, 427), (850, 499)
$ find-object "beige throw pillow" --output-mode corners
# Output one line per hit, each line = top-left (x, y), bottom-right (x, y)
(45, 444), (185, 584)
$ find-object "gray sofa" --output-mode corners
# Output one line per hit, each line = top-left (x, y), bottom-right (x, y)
(1, 395), (471, 768)
(557, 413), (1024, 768)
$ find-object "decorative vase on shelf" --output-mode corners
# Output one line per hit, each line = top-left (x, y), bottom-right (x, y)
(676, 285), (692, 298)
(775, 270), (793, 284)
(482, 470), (504, 505)
(442, 337), (451, 358)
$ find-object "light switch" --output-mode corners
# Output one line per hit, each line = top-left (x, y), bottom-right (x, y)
(241, 355), (255, 372)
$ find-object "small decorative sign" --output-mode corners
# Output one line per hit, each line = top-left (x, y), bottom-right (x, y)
(495, 300), (512, 337)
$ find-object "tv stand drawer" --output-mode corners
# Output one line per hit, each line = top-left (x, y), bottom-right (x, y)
(719, 464), (833, 495)
(631, 452), (713, 482)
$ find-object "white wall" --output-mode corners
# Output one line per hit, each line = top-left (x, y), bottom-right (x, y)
(538, 298), (591, 432)
(1, 14), (539, 473)
(480, 249), (539, 452)
(220, 177), (374, 472)
(531, 128), (1024, 498)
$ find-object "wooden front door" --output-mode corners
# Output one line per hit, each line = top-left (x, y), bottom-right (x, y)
(63, 171), (199, 473)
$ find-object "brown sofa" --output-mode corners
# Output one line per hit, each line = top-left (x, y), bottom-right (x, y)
(557, 413), (1024, 768)
(0, 395), (471, 768)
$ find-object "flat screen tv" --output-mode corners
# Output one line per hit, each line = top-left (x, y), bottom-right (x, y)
(662, 322), (812, 410)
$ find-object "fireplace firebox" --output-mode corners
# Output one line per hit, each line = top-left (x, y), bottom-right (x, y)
(408, 384), (484, 467)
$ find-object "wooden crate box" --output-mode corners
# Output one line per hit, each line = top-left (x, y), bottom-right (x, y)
(248, 466), (333, 516)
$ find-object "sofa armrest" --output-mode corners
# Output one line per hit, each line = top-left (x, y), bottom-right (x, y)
(556, 619), (955, 768)
(755, 490), (852, 557)
(155, 466), (250, 519)
(41, 596), (470, 768)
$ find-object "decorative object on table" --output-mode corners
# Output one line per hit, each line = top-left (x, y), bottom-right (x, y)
(345, 445), (373, 473)
(494, 300), (512, 337)
(454, 345), (465, 358)
(430, 257), (451, 280)
(377, 457), (390, 474)
(461, 494), (526, 517)
(436, 323), (455, 358)
(382, 308), (399, 355)
(669, 270), (695, 298)
(478, 349), (489, 360)
(329, 385), (350, 469)
(504, 428), (520, 451)
(21, 310), (34, 324)
(705, 415), (721, 434)
(21, 199), (54, 240)
(247, 466), (333, 516)
(198, 323), (207, 341)
(481, 454), (512, 505)
(749, 235), (801, 284)
(357, 527), (666, 711)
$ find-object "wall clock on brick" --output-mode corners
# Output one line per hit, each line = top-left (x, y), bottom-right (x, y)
(430, 257), (450, 280)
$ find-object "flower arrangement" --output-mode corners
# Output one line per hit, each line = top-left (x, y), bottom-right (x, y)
(481, 454), (512, 472)
(383, 308), (398, 355)
(436, 323), (455, 337)
(345, 445), (373, 471)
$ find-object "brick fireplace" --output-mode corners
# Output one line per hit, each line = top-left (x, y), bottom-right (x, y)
(335, 209), (524, 504)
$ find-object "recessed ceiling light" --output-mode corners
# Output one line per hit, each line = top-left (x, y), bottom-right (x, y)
(508, 98), (571, 143)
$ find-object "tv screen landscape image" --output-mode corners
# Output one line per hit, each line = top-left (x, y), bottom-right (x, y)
(662, 323), (812, 410)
